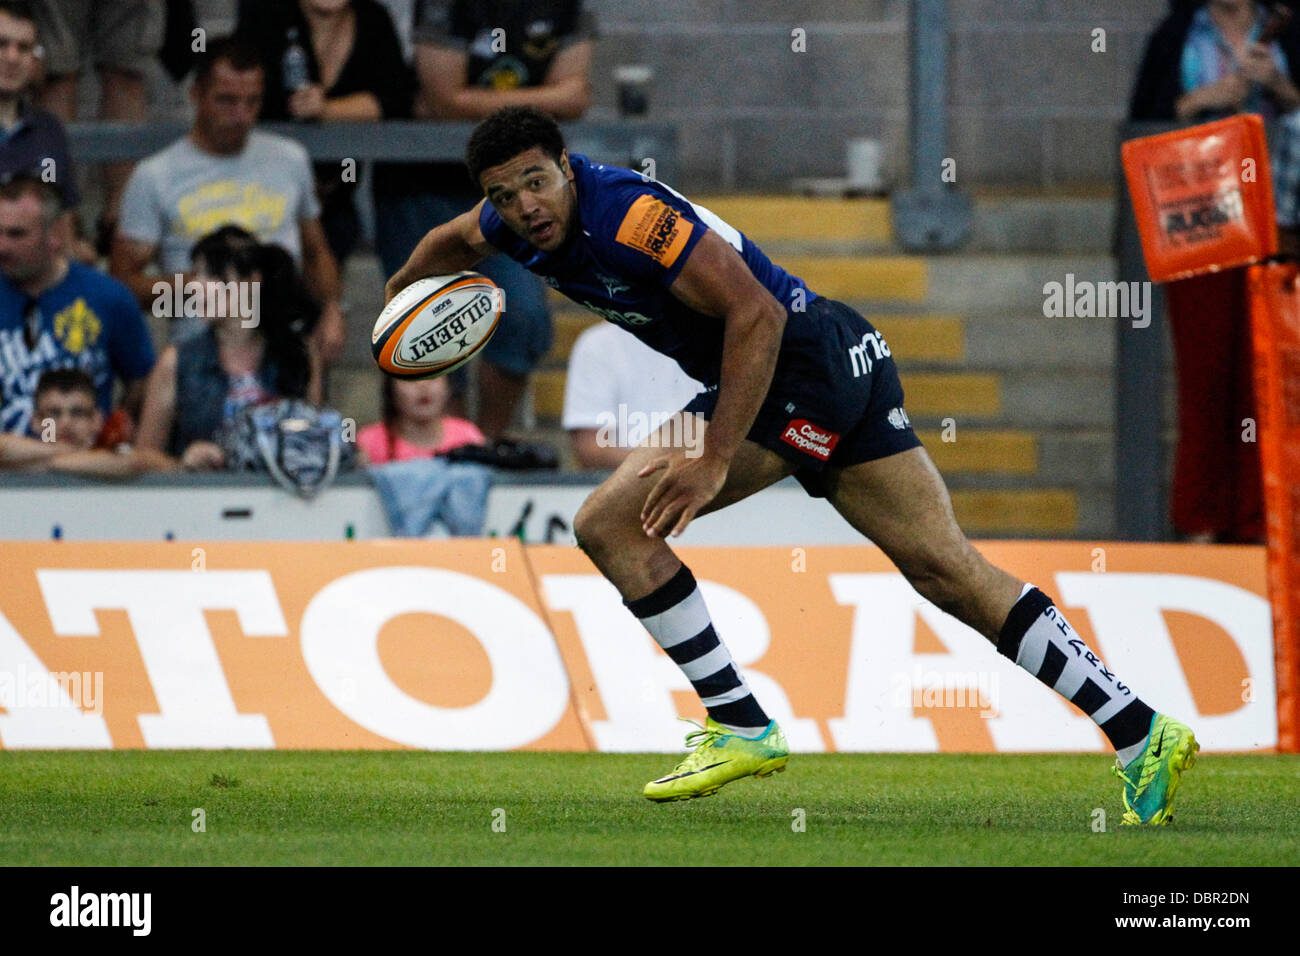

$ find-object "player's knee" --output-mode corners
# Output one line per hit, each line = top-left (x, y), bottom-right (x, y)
(573, 493), (620, 557)
(899, 543), (979, 614)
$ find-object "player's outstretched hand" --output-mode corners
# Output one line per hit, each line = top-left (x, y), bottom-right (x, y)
(638, 453), (729, 538)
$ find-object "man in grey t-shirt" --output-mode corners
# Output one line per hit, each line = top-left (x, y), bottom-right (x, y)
(109, 37), (345, 361)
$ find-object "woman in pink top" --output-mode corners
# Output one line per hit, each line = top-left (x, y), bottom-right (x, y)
(358, 375), (485, 464)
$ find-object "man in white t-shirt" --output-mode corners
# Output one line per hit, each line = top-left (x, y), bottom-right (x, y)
(108, 36), (345, 361)
(562, 321), (703, 469)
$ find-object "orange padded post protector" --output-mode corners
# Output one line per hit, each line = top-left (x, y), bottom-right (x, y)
(1124, 114), (1277, 282)
(1246, 262), (1300, 752)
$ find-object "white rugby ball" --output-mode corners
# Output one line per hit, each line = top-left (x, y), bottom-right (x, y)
(372, 272), (502, 379)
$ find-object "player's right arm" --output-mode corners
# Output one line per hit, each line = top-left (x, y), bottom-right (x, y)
(384, 201), (496, 304)
(109, 235), (174, 310)
(0, 433), (63, 469)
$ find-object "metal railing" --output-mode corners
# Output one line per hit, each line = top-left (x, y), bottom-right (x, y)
(66, 119), (678, 182)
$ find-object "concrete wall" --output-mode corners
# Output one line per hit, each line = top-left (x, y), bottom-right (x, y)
(585, 0), (1172, 190)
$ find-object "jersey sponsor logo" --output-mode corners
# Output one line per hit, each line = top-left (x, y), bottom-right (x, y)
(595, 271), (631, 298)
(887, 407), (911, 431)
(848, 329), (891, 377)
(615, 195), (693, 268)
(780, 418), (840, 460)
(579, 300), (653, 326)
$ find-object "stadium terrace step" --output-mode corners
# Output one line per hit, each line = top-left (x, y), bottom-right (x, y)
(949, 489), (1078, 536)
(543, 254), (930, 308)
(781, 255), (928, 303)
(921, 254), (1117, 313)
(532, 369), (570, 422)
(957, 313), (1113, 371)
(869, 314), (965, 363)
(897, 372), (1002, 419)
(545, 311), (601, 364)
(689, 196), (892, 244)
(968, 191), (1116, 254)
(916, 429), (1037, 475)
(901, 370), (1115, 430)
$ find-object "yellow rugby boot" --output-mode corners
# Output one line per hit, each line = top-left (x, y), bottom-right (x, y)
(644, 718), (789, 802)
(1112, 713), (1200, 825)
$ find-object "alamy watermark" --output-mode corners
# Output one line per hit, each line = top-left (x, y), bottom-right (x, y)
(0, 665), (103, 714)
(890, 665), (1000, 718)
(1043, 273), (1152, 328)
(151, 274), (260, 327)
(594, 405), (706, 458)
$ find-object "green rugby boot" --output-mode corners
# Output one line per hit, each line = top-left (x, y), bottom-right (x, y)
(644, 718), (789, 802)
(1112, 713), (1200, 826)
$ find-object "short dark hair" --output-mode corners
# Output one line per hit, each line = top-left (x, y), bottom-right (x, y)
(0, 2), (36, 27)
(465, 106), (566, 186)
(35, 368), (96, 404)
(190, 224), (260, 279)
(0, 172), (63, 224)
(193, 35), (263, 87)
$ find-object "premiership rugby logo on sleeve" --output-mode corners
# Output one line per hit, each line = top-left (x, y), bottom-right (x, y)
(615, 195), (694, 267)
(781, 419), (840, 460)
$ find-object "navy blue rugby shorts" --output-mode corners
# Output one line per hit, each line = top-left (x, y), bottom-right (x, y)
(681, 296), (923, 498)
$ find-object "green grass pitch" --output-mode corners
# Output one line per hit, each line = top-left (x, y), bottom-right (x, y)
(1, 751), (1296, 866)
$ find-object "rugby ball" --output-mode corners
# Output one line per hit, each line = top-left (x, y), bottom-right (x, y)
(372, 272), (502, 379)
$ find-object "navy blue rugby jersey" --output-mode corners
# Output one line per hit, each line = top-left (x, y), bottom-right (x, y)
(477, 153), (821, 387)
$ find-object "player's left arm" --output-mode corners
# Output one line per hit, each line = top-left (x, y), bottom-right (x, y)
(639, 230), (786, 537)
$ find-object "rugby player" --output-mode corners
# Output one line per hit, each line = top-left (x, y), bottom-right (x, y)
(386, 106), (1198, 822)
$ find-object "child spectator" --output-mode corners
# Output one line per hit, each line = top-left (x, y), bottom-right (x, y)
(134, 226), (319, 469)
(0, 367), (172, 474)
(357, 374), (484, 464)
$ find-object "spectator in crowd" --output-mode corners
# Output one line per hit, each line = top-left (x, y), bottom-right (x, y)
(357, 373), (485, 464)
(236, 0), (411, 265)
(109, 36), (346, 364)
(0, 2), (77, 209)
(31, 0), (166, 250)
(134, 226), (319, 470)
(0, 1), (96, 262)
(1130, 0), (1300, 122)
(562, 321), (702, 470)
(1127, 0), (1300, 543)
(0, 174), (154, 437)
(0, 367), (172, 474)
(372, 0), (594, 441)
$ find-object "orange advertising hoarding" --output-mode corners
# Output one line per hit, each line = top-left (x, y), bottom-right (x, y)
(531, 543), (1272, 753)
(0, 541), (1275, 752)
(1122, 114), (1276, 282)
(0, 541), (591, 751)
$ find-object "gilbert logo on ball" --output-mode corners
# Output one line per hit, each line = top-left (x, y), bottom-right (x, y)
(372, 272), (502, 379)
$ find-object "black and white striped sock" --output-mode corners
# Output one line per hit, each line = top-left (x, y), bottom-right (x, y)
(998, 584), (1156, 766)
(624, 563), (771, 737)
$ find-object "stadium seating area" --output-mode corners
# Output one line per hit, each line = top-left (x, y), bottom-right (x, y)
(0, 0), (1187, 540)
